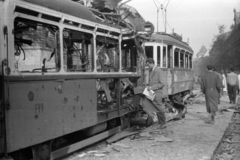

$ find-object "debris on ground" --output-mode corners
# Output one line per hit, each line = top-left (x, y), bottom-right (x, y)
(106, 127), (141, 144)
(154, 136), (173, 142)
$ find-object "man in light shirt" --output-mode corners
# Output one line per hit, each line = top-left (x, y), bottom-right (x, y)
(226, 67), (239, 104)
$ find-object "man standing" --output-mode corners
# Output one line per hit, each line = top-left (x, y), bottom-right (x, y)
(213, 68), (223, 104)
(145, 58), (166, 128)
(222, 71), (227, 95)
(226, 67), (239, 104)
(200, 65), (222, 124)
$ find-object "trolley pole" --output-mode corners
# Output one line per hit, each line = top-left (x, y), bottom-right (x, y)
(153, 0), (160, 33)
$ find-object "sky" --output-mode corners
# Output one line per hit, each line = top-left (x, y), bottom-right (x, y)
(127, 0), (240, 57)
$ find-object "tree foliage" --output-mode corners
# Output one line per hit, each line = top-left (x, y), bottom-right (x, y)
(193, 23), (240, 75)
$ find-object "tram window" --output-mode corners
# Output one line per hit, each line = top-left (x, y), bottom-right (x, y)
(157, 46), (161, 67)
(189, 54), (192, 69)
(174, 48), (179, 67)
(180, 50), (185, 68)
(96, 35), (119, 72)
(167, 47), (171, 68)
(163, 46), (167, 67)
(121, 39), (137, 72)
(14, 17), (60, 73)
(63, 29), (93, 72)
(185, 52), (189, 68)
(145, 46), (153, 59)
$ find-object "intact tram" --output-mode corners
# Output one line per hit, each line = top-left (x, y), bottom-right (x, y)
(142, 32), (194, 103)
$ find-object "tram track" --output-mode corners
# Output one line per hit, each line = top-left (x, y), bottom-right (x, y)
(211, 110), (240, 160)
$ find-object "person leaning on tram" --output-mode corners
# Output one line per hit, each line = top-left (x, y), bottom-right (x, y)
(133, 58), (166, 129)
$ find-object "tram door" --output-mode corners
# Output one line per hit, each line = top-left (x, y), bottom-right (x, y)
(167, 45), (173, 94)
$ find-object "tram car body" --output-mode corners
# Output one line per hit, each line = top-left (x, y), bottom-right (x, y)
(0, 0), (141, 159)
(142, 33), (194, 100)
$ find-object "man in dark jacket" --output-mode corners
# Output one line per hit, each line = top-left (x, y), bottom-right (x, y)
(200, 65), (222, 124)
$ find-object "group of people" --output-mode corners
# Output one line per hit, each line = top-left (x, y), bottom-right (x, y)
(200, 65), (239, 124)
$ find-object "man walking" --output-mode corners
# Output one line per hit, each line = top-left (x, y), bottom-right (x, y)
(200, 65), (222, 124)
(213, 68), (223, 104)
(226, 67), (239, 104)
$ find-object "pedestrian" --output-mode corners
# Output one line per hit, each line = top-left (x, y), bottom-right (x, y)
(200, 65), (222, 124)
(213, 68), (223, 104)
(222, 71), (227, 95)
(238, 72), (240, 94)
(226, 67), (239, 104)
(144, 58), (166, 128)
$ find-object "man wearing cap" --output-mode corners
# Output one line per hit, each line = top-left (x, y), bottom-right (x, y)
(200, 65), (222, 124)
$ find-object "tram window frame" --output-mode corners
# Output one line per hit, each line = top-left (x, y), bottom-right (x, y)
(63, 28), (94, 72)
(13, 17), (61, 73)
(163, 46), (167, 68)
(189, 54), (193, 69)
(180, 50), (185, 68)
(167, 46), (171, 68)
(121, 39), (137, 72)
(185, 52), (189, 69)
(145, 46), (154, 59)
(96, 35), (120, 72)
(174, 48), (180, 68)
(157, 46), (161, 67)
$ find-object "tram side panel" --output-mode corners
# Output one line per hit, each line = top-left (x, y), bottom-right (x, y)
(171, 69), (194, 95)
(7, 79), (97, 153)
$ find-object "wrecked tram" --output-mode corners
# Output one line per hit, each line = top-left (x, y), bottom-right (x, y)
(0, 0), (142, 159)
(0, 0), (195, 159)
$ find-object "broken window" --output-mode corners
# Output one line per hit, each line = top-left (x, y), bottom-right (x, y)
(14, 17), (60, 73)
(96, 35), (119, 72)
(63, 29), (93, 72)
(174, 48), (179, 68)
(121, 39), (137, 72)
